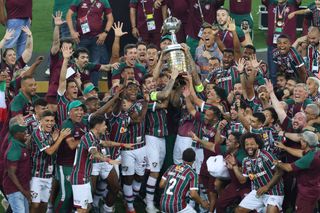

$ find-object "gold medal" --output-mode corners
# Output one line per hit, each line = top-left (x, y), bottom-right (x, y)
(277, 20), (284, 27)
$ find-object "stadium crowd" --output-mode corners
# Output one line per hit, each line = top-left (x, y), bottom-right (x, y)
(0, 0), (319, 213)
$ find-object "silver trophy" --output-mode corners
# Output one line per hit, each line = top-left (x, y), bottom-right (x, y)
(162, 16), (188, 73)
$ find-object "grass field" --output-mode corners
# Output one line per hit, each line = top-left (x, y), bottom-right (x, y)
(0, 0), (314, 53)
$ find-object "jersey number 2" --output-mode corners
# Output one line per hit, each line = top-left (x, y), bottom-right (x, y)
(166, 178), (177, 195)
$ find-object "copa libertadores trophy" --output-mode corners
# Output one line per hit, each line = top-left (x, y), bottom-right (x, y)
(162, 16), (188, 73)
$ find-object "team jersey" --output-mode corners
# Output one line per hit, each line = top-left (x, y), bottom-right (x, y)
(242, 149), (284, 196)
(160, 163), (199, 213)
(10, 91), (39, 117)
(309, 92), (320, 103)
(291, 149), (320, 199)
(285, 98), (313, 118)
(57, 93), (71, 128)
(245, 96), (263, 113)
(206, 66), (240, 94)
(126, 100), (146, 150)
(306, 44), (319, 77)
(272, 47), (305, 79)
(227, 120), (245, 135)
(56, 118), (87, 166)
(106, 111), (130, 159)
(31, 127), (55, 178)
(192, 111), (218, 149)
(24, 114), (39, 134)
(71, 131), (98, 185)
(145, 101), (168, 137)
(308, 3), (320, 27)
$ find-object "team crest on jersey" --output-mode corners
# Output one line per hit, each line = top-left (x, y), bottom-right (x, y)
(175, 165), (185, 173)
(66, 175), (71, 182)
(205, 4), (210, 10)
(122, 166), (128, 171)
(257, 158), (263, 169)
(152, 162), (158, 168)
(82, 3), (88, 8)
(96, 2), (102, 8)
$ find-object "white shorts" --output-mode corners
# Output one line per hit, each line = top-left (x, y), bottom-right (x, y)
(145, 135), (166, 172)
(239, 190), (284, 211)
(177, 204), (197, 213)
(91, 162), (114, 180)
(193, 147), (204, 175)
(30, 177), (52, 203)
(121, 146), (147, 176)
(173, 135), (193, 164)
(72, 182), (93, 209)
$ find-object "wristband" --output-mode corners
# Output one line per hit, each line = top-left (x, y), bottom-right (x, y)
(104, 30), (109, 34)
(150, 91), (158, 101)
(195, 83), (204, 93)
(120, 143), (126, 148)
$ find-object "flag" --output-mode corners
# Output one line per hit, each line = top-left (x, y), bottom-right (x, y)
(0, 81), (7, 122)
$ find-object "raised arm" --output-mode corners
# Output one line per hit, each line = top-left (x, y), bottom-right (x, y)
(110, 22), (128, 64)
(51, 11), (66, 55)
(227, 19), (241, 61)
(21, 26), (33, 63)
(265, 80), (287, 123)
(58, 46), (73, 95)
(0, 29), (14, 49)
(150, 68), (179, 101)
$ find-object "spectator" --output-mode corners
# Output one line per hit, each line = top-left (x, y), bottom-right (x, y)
(0, 0), (32, 58)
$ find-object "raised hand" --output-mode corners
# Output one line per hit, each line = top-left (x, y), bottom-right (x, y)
(61, 45), (73, 59)
(264, 79), (274, 94)
(3, 29), (15, 41)
(237, 58), (246, 73)
(154, 0), (162, 9)
(21, 26), (32, 36)
(250, 54), (262, 68)
(52, 11), (66, 26)
(227, 18), (236, 32)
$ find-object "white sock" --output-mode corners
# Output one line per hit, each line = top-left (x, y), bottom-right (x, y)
(123, 184), (134, 211)
(146, 176), (157, 207)
(93, 179), (107, 207)
(102, 204), (114, 213)
(132, 180), (142, 197)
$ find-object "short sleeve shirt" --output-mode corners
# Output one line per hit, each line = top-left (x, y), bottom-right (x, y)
(70, 0), (112, 36)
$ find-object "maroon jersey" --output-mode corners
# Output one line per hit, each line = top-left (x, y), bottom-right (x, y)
(126, 100), (146, 150)
(185, 0), (224, 39)
(70, 0), (112, 37)
(229, 0), (252, 14)
(262, 0), (300, 46)
(5, 0), (32, 19)
(56, 118), (87, 166)
(3, 137), (31, 195)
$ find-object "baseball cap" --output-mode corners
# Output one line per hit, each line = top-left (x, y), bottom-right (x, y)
(67, 100), (85, 113)
(83, 84), (98, 95)
(161, 34), (172, 42)
(9, 123), (27, 135)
